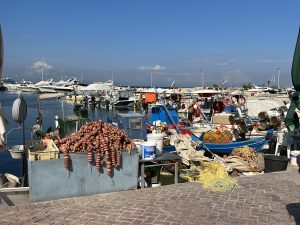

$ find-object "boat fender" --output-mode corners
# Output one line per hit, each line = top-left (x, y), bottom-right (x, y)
(193, 105), (201, 117)
(12, 96), (27, 124)
(4, 173), (20, 184)
(36, 111), (42, 126)
(223, 96), (233, 107)
(238, 96), (246, 106)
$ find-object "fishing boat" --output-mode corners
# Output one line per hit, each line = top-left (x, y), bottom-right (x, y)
(111, 87), (137, 108)
(200, 136), (269, 154)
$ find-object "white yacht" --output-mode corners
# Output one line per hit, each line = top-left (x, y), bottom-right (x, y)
(247, 85), (273, 92)
(18, 79), (53, 93)
(39, 77), (83, 93)
(1, 77), (19, 91)
(110, 87), (137, 108)
(78, 80), (114, 96)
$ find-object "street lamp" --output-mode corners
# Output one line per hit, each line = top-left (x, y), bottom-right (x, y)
(200, 69), (204, 87)
(146, 68), (153, 88)
(41, 65), (44, 81)
(276, 67), (280, 88)
(150, 70), (153, 88)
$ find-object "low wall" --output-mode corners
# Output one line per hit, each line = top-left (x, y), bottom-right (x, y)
(28, 150), (139, 202)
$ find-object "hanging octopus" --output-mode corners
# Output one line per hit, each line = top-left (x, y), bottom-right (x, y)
(64, 152), (70, 170)
(96, 151), (102, 171)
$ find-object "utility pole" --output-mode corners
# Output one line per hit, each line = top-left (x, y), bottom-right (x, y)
(146, 68), (153, 88)
(151, 70), (153, 88)
(41, 65), (44, 81)
(200, 69), (204, 87)
(277, 67), (280, 88)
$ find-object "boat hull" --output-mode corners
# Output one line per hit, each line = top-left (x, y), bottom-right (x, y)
(113, 100), (135, 108)
(201, 137), (269, 154)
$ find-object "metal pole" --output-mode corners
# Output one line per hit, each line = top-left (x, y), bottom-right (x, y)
(151, 71), (153, 88)
(202, 71), (204, 87)
(22, 122), (26, 183)
(162, 104), (181, 134)
(277, 67), (280, 88)
(175, 161), (178, 184)
(140, 162), (145, 188)
(42, 65), (44, 81)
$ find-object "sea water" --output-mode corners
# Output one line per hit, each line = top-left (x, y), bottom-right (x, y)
(0, 92), (133, 176)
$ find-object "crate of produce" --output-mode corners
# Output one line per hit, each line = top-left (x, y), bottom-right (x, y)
(27, 139), (60, 161)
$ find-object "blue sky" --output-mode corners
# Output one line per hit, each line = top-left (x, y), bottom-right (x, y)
(1, 0), (300, 87)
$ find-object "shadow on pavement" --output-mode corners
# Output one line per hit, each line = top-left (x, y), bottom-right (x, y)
(287, 203), (300, 225)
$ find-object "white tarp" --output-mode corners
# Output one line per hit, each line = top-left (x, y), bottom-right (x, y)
(246, 99), (286, 117)
(0, 105), (8, 150)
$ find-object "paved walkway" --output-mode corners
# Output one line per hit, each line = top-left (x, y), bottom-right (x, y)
(0, 170), (299, 225)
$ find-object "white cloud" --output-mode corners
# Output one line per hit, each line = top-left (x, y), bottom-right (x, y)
(138, 64), (166, 71)
(218, 62), (228, 66)
(30, 61), (53, 73)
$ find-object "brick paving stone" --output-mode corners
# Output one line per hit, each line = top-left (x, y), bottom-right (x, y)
(0, 170), (299, 224)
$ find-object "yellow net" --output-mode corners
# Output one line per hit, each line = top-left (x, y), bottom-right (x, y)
(203, 127), (233, 143)
(197, 161), (238, 192)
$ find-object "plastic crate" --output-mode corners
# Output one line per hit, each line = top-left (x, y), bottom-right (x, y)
(27, 139), (60, 161)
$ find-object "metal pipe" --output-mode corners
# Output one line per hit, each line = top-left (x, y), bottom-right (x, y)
(161, 104), (181, 134)
(175, 161), (178, 184)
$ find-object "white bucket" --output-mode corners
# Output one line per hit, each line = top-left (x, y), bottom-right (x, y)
(132, 139), (143, 154)
(147, 133), (166, 156)
(290, 150), (300, 166)
(141, 141), (156, 160)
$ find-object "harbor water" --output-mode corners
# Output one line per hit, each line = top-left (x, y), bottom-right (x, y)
(0, 92), (135, 177)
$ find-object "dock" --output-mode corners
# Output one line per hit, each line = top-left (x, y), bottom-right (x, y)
(0, 168), (299, 224)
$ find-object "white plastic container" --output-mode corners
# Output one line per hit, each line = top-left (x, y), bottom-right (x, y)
(8, 145), (24, 159)
(147, 133), (166, 155)
(132, 139), (143, 154)
(141, 141), (156, 160)
(290, 150), (300, 166)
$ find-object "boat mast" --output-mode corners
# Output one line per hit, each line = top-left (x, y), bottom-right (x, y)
(200, 69), (204, 87)
(41, 64), (44, 81)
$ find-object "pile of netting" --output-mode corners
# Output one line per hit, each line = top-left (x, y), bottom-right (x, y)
(180, 160), (238, 192)
(197, 161), (238, 192)
(203, 127), (233, 143)
(224, 146), (261, 172)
